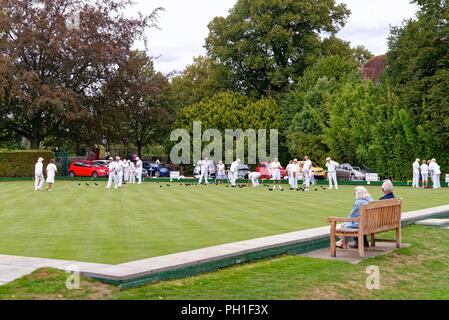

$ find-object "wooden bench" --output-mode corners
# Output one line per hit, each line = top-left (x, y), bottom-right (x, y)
(327, 199), (403, 258)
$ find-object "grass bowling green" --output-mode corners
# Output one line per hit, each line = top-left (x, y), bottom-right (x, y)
(0, 181), (448, 264)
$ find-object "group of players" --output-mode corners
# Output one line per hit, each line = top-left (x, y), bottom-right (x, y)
(412, 158), (442, 189)
(105, 156), (144, 189)
(196, 156), (341, 191)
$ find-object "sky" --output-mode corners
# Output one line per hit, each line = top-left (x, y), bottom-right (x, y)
(125, 0), (419, 74)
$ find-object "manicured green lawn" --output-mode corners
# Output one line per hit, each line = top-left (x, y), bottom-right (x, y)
(0, 181), (448, 264)
(0, 226), (448, 300)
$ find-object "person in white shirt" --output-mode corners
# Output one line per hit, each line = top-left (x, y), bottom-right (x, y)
(303, 156), (313, 191)
(34, 157), (45, 191)
(198, 158), (210, 185)
(291, 159), (300, 190)
(429, 159), (441, 189)
(135, 157), (143, 184)
(286, 160), (294, 189)
(325, 157), (340, 190)
(115, 157), (124, 189)
(45, 159), (58, 192)
(216, 161), (226, 183)
(412, 159), (421, 188)
(248, 171), (262, 187)
(420, 160), (429, 189)
(129, 160), (136, 184)
(123, 160), (130, 183)
(106, 157), (116, 189)
(229, 159), (241, 187)
(271, 158), (283, 190)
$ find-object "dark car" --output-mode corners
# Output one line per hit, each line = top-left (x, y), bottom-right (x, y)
(336, 163), (366, 181)
(237, 164), (250, 179)
(143, 162), (170, 178)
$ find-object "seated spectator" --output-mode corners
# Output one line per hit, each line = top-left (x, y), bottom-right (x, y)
(380, 180), (395, 200)
(336, 187), (373, 249)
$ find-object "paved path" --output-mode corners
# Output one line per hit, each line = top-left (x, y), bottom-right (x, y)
(0, 204), (448, 286)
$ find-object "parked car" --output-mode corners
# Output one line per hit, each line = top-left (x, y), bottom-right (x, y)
(256, 162), (288, 180)
(193, 160), (217, 179)
(143, 162), (171, 178)
(336, 163), (366, 181)
(299, 161), (326, 180)
(69, 160), (109, 178)
(237, 164), (250, 179)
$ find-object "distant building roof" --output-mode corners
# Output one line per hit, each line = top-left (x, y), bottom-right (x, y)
(362, 54), (387, 83)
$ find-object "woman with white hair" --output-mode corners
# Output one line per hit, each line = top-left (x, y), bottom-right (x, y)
(46, 159), (58, 192)
(336, 186), (373, 249)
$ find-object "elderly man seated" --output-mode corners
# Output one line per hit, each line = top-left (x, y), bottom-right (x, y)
(380, 179), (395, 200)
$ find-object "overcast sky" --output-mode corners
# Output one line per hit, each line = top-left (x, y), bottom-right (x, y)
(126, 0), (419, 74)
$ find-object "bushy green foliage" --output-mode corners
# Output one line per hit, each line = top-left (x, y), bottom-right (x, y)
(0, 150), (54, 177)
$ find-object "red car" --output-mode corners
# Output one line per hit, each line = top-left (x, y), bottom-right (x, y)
(256, 162), (287, 180)
(69, 160), (109, 178)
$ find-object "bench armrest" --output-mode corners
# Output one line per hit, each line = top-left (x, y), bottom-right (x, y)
(327, 217), (359, 223)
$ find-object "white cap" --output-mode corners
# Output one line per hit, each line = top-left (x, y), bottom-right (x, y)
(432, 158), (436, 162)
(326, 157), (331, 161)
(416, 159), (420, 162)
(38, 157), (44, 162)
(116, 157), (120, 160)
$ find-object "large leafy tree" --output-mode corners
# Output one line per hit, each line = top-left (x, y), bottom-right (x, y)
(386, 0), (449, 167)
(205, 0), (350, 97)
(102, 51), (174, 157)
(0, 0), (160, 149)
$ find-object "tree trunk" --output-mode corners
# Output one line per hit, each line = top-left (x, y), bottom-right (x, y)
(30, 135), (41, 149)
(137, 143), (142, 158)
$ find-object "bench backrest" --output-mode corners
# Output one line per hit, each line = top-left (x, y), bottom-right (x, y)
(359, 199), (402, 234)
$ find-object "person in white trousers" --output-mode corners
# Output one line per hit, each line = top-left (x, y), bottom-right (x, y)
(135, 157), (143, 184)
(286, 160), (294, 189)
(198, 158), (210, 185)
(123, 160), (130, 183)
(129, 160), (136, 184)
(248, 172), (262, 187)
(303, 156), (312, 191)
(229, 159), (241, 187)
(115, 157), (124, 189)
(429, 159), (441, 189)
(291, 159), (300, 189)
(420, 160), (429, 189)
(412, 159), (421, 188)
(106, 157), (116, 189)
(325, 157), (340, 190)
(34, 157), (45, 191)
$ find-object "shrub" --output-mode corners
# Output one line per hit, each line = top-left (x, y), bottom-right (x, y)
(0, 150), (54, 177)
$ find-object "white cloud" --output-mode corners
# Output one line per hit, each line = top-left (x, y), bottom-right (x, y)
(126, 0), (419, 73)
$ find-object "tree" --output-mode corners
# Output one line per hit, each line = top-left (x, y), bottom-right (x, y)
(205, 0), (350, 97)
(283, 55), (362, 163)
(0, 0), (160, 149)
(386, 0), (449, 169)
(169, 56), (224, 110)
(102, 51), (174, 157)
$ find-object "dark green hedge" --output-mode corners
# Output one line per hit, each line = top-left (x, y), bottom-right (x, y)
(0, 150), (55, 177)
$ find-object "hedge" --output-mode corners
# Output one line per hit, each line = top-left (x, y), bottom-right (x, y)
(0, 150), (55, 177)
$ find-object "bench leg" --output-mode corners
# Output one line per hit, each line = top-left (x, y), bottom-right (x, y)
(330, 223), (336, 257)
(358, 234), (365, 257)
(396, 228), (401, 249)
(370, 234), (376, 248)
